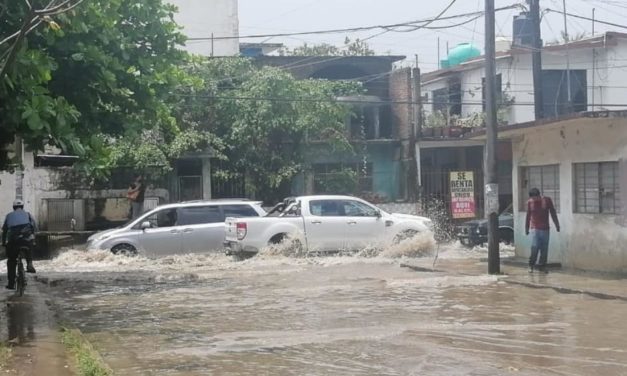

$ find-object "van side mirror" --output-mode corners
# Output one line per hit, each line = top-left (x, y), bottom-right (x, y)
(140, 221), (151, 231)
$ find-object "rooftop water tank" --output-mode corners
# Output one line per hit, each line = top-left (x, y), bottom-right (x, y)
(447, 43), (481, 67)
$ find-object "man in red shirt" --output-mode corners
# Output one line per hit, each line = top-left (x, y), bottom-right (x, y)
(525, 188), (560, 273)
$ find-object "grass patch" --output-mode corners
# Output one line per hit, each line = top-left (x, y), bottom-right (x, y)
(62, 328), (112, 376)
(0, 342), (11, 370)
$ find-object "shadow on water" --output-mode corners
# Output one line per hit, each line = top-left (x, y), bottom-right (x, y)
(6, 296), (37, 345)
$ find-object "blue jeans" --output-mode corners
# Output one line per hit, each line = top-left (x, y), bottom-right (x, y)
(529, 229), (550, 267)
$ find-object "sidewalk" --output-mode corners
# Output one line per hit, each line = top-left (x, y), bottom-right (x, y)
(0, 279), (75, 375)
(402, 256), (627, 301)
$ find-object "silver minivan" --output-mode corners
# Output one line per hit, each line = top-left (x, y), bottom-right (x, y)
(87, 200), (266, 256)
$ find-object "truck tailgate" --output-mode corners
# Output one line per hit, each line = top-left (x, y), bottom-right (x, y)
(225, 217), (239, 242)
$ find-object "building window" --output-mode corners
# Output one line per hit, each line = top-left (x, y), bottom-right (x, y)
(574, 162), (621, 214)
(432, 79), (462, 122)
(542, 70), (588, 118)
(520, 165), (560, 212)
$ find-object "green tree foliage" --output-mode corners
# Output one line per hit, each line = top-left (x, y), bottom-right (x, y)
(1, 1), (364, 203)
(281, 37), (376, 57)
(0, 0), (193, 175)
(180, 58), (363, 201)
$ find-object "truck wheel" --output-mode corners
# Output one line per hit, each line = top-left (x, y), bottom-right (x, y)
(269, 234), (304, 257)
(393, 230), (419, 244)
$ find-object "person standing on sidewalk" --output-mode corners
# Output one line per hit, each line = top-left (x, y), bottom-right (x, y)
(127, 174), (146, 220)
(525, 188), (560, 273)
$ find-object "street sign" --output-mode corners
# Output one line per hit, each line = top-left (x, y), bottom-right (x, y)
(450, 171), (476, 219)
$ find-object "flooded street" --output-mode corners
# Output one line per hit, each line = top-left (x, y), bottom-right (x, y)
(34, 244), (627, 375)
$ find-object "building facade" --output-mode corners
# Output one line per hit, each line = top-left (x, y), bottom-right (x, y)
(472, 112), (626, 273)
(169, 0), (239, 56)
(416, 31), (627, 221)
(252, 56), (411, 203)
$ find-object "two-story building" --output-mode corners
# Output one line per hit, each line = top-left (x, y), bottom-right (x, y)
(252, 55), (413, 203)
(418, 25), (627, 272)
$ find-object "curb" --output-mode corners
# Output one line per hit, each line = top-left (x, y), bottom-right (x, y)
(500, 278), (627, 302)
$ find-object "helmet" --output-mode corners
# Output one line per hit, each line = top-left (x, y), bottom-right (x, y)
(12, 199), (24, 208)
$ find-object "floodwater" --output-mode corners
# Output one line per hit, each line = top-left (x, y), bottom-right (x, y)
(33, 238), (627, 375)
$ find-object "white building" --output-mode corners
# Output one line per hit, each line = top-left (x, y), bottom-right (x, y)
(168, 0), (239, 56)
(472, 112), (626, 273)
(419, 31), (627, 273)
(421, 32), (627, 127)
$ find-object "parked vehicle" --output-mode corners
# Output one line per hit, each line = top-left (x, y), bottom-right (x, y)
(224, 195), (433, 259)
(87, 200), (266, 256)
(456, 205), (514, 247)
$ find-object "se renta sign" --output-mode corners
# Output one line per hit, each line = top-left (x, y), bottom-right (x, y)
(450, 171), (476, 219)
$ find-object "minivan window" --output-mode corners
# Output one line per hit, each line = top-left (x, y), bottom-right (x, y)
(139, 208), (178, 229)
(222, 205), (259, 218)
(178, 206), (223, 225)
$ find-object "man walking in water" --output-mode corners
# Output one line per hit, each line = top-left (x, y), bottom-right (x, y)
(525, 188), (560, 273)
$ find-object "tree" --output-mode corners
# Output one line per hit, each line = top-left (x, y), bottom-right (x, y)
(179, 58), (363, 202)
(280, 37), (376, 57)
(0, 0), (192, 176)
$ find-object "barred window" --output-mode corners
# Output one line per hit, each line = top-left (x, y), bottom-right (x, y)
(574, 162), (621, 214)
(520, 165), (560, 212)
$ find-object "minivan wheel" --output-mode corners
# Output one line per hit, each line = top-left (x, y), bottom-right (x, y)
(111, 243), (137, 256)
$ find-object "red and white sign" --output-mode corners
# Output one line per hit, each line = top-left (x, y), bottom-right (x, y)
(450, 171), (476, 219)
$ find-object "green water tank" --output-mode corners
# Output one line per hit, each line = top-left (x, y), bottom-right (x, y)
(447, 43), (481, 67)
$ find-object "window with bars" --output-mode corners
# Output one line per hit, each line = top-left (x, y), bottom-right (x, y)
(519, 165), (560, 212)
(574, 162), (621, 214)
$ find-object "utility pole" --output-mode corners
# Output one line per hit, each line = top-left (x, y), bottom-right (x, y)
(562, 0), (572, 111)
(408, 67), (421, 202)
(529, 0), (544, 120)
(485, 0), (500, 275)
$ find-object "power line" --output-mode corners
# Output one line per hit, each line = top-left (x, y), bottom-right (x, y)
(545, 8), (627, 30)
(188, 4), (522, 41)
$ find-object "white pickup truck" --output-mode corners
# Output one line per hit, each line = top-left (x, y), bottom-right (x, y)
(224, 195), (433, 259)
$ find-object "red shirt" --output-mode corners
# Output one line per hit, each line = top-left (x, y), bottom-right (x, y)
(525, 196), (560, 232)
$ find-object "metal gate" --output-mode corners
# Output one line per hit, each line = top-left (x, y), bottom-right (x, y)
(44, 199), (85, 231)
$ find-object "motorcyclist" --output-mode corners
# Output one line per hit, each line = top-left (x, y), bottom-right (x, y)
(1, 199), (37, 290)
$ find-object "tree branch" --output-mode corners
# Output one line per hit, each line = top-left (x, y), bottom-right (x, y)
(0, 0), (86, 82)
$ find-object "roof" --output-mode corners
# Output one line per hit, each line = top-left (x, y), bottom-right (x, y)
(239, 43), (284, 49)
(467, 110), (627, 140)
(255, 55), (406, 64)
(422, 31), (627, 84)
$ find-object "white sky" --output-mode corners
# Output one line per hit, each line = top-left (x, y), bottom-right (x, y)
(238, 0), (627, 72)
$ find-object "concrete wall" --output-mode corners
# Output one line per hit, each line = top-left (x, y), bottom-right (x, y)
(511, 117), (627, 273)
(169, 0), (239, 56)
(0, 153), (169, 231)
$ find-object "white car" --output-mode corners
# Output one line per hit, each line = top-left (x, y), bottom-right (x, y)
(224, 195), (433, 258)
(87, 200), (266, 256)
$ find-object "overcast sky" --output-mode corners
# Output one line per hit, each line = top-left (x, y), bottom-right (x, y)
(239, 0), (627, 72)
